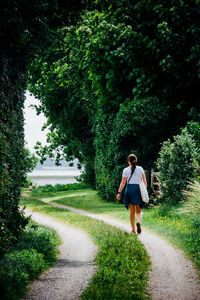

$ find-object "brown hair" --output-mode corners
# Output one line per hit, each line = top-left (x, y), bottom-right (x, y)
(127, 153), (137, 183)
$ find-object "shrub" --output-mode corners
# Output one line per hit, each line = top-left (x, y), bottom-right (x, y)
(16, 222), (61, 263)
(0, 249), (45, 300)
(157, 129), (199, 204)
(32, 183), (89, 194)
(0, 221), (61, 300)
(183, 121), (200, 167)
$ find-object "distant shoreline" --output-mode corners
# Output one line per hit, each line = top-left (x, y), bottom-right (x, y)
(28, 164), (82, 186)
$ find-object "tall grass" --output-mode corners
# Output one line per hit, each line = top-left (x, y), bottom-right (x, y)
(182, 181), (200, 216)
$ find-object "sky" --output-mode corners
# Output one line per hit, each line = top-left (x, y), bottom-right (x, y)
(24, 90), (49, 153)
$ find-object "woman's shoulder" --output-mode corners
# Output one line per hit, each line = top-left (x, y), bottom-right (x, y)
(136, 165), (144, 172)
(122, 166), (131, 175)
(123, 166), (131, 173)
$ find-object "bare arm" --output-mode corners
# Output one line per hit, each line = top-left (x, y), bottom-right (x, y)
(142, 173), (147, 187)
(116, 177), (127, 201)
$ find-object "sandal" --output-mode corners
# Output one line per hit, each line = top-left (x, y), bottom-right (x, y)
(136, 222), (142, 234)
(130, 230), (136, 234)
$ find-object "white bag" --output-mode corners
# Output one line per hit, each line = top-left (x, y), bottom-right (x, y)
(139, 180), (149, 203)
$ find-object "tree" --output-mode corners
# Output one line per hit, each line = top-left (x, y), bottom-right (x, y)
(0, 0), (92, 256)
(28, 1), (200, 199)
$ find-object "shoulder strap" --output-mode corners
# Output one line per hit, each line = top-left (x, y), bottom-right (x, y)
(128, 166), (136, 183)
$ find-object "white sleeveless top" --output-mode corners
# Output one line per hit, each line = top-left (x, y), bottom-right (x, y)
(122, 165), (144, 184)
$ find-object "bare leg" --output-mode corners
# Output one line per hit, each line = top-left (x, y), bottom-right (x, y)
(136, 205), (142, 234)
(136, 205), (142, 223)
(129, 204), (136, 231)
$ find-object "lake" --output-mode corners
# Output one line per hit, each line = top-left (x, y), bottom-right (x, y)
(27, 166), (82, 186)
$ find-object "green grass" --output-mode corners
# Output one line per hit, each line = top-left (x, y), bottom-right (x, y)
(29, 186), (200, 274)
(21, 190), (151, 300)
(142, 204), (200, 272)
(30, 186), (127, 216)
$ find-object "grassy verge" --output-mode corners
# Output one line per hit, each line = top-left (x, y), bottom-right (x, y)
(21, 190), (151, 300)
(142, 204), (200, 272)
(29, 185), (200, 274)
(0, 221), (61, 300)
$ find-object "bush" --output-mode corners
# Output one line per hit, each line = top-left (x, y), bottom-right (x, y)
(0, 249), (45, 300)
(0, 222), (61, 300)
(157, 129), (199, 204)
(183, 121), (200, 166)
(32, 182), (89, 194)
(16, 222), (61, 263)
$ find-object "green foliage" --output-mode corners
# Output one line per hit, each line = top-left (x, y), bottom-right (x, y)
(28, 1), (200, 200)
(0, 249), (45, 300)
(28, 23), (96, 186)
(0, 131), (28, 256)
(16, 221), (61, 263)
(0, 0), (92, 257)
(0, 221), (60, 300)
(32, 183), (90, 194)
(183, 121), (200, 156)
(157, 129), (199, 203)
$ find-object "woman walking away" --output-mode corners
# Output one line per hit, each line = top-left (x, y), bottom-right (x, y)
(117, 154), (147, 234)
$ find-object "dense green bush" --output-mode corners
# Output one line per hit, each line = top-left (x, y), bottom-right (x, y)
(0, 221), (60, 300)
(183, 121), (200, 161)
(16, 222), (60, 263)
(0, 249), (45, 300)
(157, 129), (199, 203)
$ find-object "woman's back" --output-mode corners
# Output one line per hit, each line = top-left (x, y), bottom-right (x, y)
(122, 165), (144, 184)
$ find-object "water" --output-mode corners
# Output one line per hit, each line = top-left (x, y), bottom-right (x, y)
(27, 166), (82, 186)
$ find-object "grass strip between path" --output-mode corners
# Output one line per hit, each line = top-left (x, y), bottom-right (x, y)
(21, 192), (151, 300)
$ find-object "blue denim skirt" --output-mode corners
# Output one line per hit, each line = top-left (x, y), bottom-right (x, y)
(123, 184), (144, 210)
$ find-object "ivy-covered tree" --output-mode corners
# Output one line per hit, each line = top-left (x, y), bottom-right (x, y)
(0, 0), (93, 256)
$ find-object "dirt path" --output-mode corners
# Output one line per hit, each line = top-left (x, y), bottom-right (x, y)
(22, 209), (97, 300)
(46, 201), (200, 300)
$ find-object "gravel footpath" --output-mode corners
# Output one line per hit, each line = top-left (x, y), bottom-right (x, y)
(47, 201), (200, 300)
(22, 209), (97, 300)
